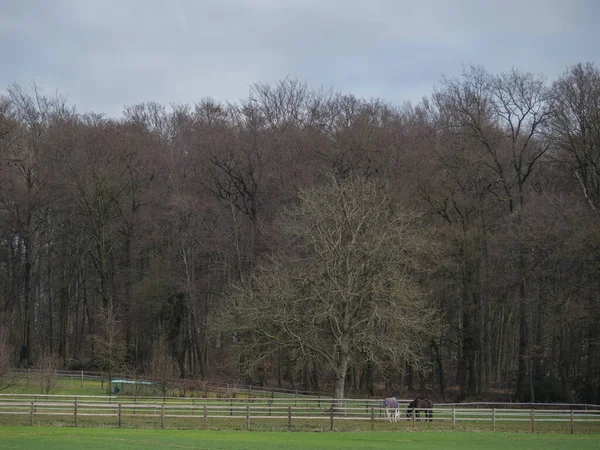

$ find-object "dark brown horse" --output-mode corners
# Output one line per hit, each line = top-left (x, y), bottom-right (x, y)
(406, 398), (433, 421)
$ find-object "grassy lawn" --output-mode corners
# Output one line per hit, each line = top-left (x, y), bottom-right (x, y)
(3, 376), (106, 397)
(0, 427), (598, 450)
(2, 375), (294, 399)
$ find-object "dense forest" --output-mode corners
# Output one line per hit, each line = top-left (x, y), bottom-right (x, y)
(0, 63), (598, 404)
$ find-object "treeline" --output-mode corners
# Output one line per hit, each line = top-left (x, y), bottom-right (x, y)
(0, 63), (598, 403)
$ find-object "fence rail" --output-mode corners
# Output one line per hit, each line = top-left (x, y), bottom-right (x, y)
(2, 394), (598, 409)
(0, 395), (599, 433)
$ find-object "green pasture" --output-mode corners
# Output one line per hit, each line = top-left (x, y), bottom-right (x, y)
(3, 375), (105, 396)
(1, 411), (599, 435)
(0, 427), (598, 450)
(2, 374), (298, 399)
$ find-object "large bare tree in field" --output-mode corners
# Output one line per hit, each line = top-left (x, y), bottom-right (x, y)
(220, 175), (439, 403)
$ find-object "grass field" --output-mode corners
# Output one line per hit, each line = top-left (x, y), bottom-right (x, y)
(0, 427), (599, 449)
(3, 376), (106, 396)
(2, 374), (291, 398)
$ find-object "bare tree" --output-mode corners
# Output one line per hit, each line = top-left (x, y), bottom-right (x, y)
(549, 62), (600, 210)
(547, 63), (600, 402)
(0, 327), (16, 391)
(36, 352), (60, 394)
(0, 83), (74, 365)
(89, 307), (126, 392)
(219, 174), (440, 404)
(427, 65), (552, 401)
(146, 335), (179, 399)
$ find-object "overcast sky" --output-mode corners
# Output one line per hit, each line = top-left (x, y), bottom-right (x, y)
(1, 0), (598, 117)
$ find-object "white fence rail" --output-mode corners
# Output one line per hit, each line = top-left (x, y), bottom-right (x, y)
(0, 395), (599, 433)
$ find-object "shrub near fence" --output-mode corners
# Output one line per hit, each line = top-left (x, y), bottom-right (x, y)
(0, 395), (599, 433)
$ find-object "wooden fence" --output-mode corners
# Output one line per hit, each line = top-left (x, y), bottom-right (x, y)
(0, 395), (599, 433)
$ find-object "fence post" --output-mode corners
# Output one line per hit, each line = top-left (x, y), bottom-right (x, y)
(204, 405), (208, 430)
(492, 408), (496, 431)
(118, 404), (122, 428)
(229, 399), (233, 416)
(246, 405), (250, 431)
(269, 399), (272, 416)
(570, 409), (574, 434)
(161, 403), (165, 429)
(530, 408), (534, 433)
(192, 398), (195, 415)
(74, 399), (78, 427)
(80, 370), (83, 387)
(330, 405), (334, 431)
(133, 397), (136, 415)
(27, 368), (30, 386)
(288, 406), (292, 431)
(30, 401), (34, 426)
(371, 407), (374, 431)
(452, 408), (456, 429)
(101, 373), (104, 390)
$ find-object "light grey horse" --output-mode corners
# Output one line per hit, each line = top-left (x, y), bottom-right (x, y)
(382, 396), (399, 422)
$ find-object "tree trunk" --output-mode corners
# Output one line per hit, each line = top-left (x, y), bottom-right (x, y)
(22, 235), (34, 366)
(407, 362), (414, 391)
(432, 340), (445, 400)
(332, 344), (350, 413)
(515, 275), (528, 401)
(559, 362), (574, 403)
(360, 360), (374, 396)
(587, 287), (599, 404)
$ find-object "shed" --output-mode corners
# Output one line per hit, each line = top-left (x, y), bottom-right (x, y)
(110, 379), (154, 394)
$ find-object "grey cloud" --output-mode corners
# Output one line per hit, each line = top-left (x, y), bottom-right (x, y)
(1, 0), (598, 117)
